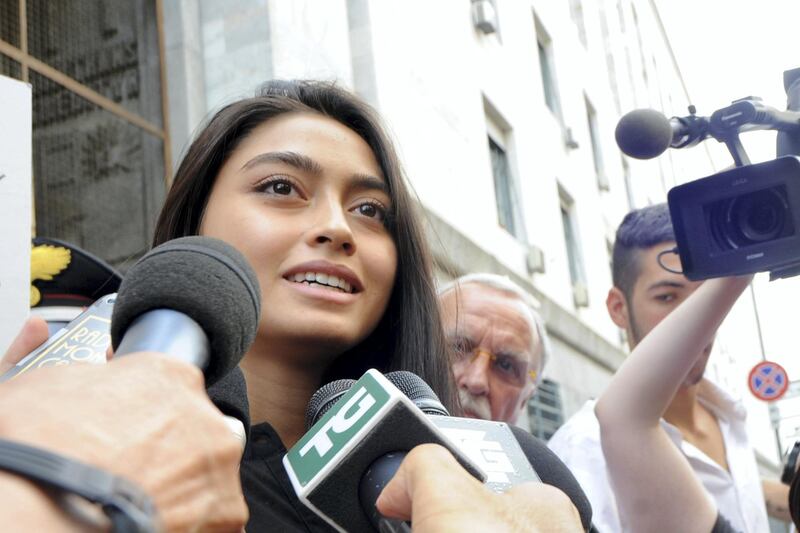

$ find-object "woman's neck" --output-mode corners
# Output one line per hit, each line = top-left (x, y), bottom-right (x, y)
(240, 343), (328, 449)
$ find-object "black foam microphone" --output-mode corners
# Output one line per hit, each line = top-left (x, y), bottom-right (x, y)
(615, 108), (708, 159)
(385, 371), (593, 531)
(206, 366), (251, 443)
(304, 378), (357, 429)
(110, 236), (261, 387)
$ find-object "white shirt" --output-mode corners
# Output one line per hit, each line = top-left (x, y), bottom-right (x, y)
(547, 380), (769, 533)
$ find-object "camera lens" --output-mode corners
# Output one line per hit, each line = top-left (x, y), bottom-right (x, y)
(724, 188), (789, 247)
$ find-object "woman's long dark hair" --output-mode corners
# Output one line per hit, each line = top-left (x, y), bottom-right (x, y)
(153, 80), (458, 413)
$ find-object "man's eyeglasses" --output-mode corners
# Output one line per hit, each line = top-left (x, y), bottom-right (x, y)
(450, 343), (536, 388)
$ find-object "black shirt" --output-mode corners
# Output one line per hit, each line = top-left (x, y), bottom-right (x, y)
(207, 368), (336, 531)
(241, 422), (337, 532)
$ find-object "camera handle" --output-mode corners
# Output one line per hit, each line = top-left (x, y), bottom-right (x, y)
(670, 67), (800, 168)
(709, 95), (800, 167)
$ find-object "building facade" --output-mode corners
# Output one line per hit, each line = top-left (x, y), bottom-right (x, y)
(1, 2), (785, 527)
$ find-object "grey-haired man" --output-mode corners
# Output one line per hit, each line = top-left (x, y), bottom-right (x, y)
(438, 273), (549, 425)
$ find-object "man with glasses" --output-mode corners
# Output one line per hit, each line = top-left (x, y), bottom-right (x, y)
(438, 273), (549, 425)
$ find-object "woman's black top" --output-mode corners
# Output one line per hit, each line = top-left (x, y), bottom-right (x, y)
(207, 369), (336, 532)
(240, 422), (338, 532)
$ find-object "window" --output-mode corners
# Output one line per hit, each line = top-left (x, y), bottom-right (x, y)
(529, 379), (564, 441)
(559, 187), (588, 306)
(631, 5), (649, 92)
(535, 16), (561, 119)
(486, 102), (526, 241)
(568, 0), (587, 48)
(616, 0), (626, 31)
(621, 155), (635, 210)
(489, 138), (526, 240)
(598, 6), (621, 113)
(585, 96), (608, 190)
(471, 0), (500, 37)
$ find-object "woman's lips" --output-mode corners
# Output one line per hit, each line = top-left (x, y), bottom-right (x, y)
(282, 260), (363, 293)
(283, 276), (359, 304)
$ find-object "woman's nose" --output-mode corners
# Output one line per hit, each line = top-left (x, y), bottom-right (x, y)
(306, 198), (356, 255)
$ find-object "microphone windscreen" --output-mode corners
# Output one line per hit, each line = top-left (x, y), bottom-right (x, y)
(508, 425), (593, 531)
(615, 108), (673, 159)
(305, 378), (356, 429)
(384, 371), (450, 416)
(207, 366), (251, 437)
(111, 236), (261, 386)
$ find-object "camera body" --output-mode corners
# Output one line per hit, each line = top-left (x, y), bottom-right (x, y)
(668, 156), (800, 280)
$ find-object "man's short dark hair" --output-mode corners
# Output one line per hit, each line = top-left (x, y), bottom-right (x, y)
(612, 203), (675, 298)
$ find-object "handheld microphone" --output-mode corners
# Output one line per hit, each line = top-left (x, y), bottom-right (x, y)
(283, 369), (486, 533)
(110, 236), (261, 387)
(385, 371), (593, 531)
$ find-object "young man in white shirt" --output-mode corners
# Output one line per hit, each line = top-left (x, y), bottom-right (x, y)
(548, 203), (779, 532)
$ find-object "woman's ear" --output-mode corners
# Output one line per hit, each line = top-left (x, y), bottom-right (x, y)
(606, 287), (630, 330)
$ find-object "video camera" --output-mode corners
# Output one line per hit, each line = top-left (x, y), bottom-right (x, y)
(616, 68), (800, 281)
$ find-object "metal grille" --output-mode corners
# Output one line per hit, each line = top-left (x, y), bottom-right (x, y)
(31, 69), (165, 270)
(0, 0), (20, 46)
(26, 0), (163, 125)
(0, 52), (20, 78)
(3, 0), (168, 270)
(528, 379), (565, 441)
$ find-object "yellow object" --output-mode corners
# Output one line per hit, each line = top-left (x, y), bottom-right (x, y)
(30, 245), (72, 306)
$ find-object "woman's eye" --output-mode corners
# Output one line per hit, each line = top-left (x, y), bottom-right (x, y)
(256, 177), (306, 199)
(265, 180), (294, 196)
(352, 201), (387, 221)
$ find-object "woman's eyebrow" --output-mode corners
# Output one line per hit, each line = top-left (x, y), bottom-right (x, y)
(242, 151), (388, 194)
(241, 151), (323, 175)
(349, 173), (388, 195)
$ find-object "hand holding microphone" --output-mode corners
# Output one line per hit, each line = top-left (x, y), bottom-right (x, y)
(287, 369), (592, 532)
(110, 236), (262, 447)
(0, 353), (249, 532)
(377, 443), (583, 533)
(0, 236), (261, 531)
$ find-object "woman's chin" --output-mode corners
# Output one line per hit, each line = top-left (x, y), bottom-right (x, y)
(257, 321), (364, 357)
(259, 300), (380, 350)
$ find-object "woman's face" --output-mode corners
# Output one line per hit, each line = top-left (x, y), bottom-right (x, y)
(200, 112), (398, 361)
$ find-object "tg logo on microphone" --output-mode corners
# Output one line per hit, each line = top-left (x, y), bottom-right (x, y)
(299, 386), (379, 460)
(285, 370), (392, 488)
